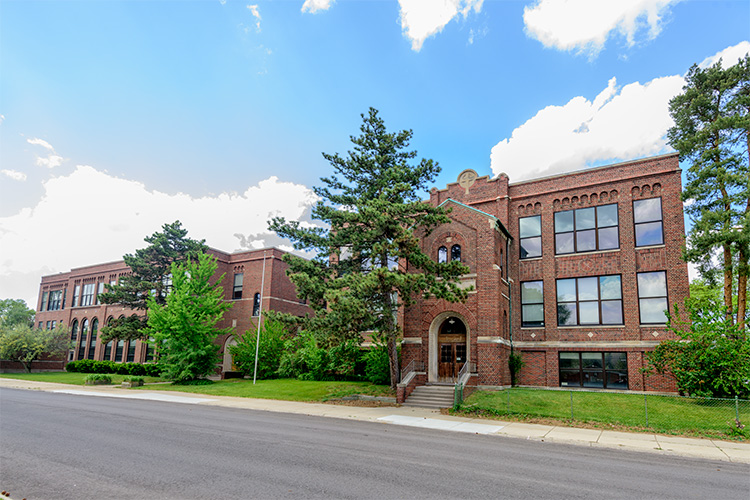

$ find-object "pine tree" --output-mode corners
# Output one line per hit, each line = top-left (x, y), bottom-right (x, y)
(668, 55), (749, 328)
(269, 108), (469, 389)
(99, 221), (206, 342)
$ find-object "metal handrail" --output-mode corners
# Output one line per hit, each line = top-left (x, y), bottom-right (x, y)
(454, 361), (476, 407)
(399, 359), (424, 385)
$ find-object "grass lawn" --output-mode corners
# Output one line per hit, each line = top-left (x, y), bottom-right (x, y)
(0, 372), (165, 385)
(457, 388), (750, 440)
(134, 378), (393, 402)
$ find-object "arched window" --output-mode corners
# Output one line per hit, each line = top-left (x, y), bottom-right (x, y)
(115, 340), (124, 362)
(78, 319), (89, 359)
(451, 244), (461, 262)
(104, 341), (113, 361)
(88, 319), (98, 360)
(127, 340), (136, 362)
(71, 320), (79, 342)
(252, 292), (261, 317)
(438, 246), (448, 263)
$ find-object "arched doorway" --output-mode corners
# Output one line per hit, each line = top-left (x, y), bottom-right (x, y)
(222, 336), (237, 373)
(437, 316), (467, 382)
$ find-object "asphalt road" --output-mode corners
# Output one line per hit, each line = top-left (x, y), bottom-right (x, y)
(1, 388), (748, 500)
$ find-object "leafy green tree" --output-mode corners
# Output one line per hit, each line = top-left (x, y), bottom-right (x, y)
(0, 323), (69, 372)
(99, 221), (207, 343)
(229, 318), (289, 379)
(0, 299), (35, 328)
(270, 108), (469, 389)
(644, 301), (750, 398)
(668, 55), (749, 327)
(146, 252), (232, 382)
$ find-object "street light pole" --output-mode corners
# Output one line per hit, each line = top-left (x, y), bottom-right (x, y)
(253, 250), (267, 385)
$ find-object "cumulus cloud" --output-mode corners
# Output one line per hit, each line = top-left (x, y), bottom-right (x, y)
(26, 137), (64, 168)
(1, 169), (27, 181)
(0, 166), (318, 305)
(523, 0), (679, 56)
(247, 4), (261, 31)
(699, 40), (750, 69)
(490, 42), (750, 182)
(301, 0), (334, 14)
(399, 0), (483, 51)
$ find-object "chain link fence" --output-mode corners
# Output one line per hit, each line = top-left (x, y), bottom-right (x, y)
(459, 387), (750, 437)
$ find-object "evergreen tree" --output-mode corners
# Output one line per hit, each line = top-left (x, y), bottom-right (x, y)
(99, 221), (206, 342)
(146, 252), (232, 382)
(668, 55), (749, 328)
(270, 108), (469, 389)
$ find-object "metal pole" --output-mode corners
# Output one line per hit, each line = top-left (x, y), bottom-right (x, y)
(253, 251), (267, 385)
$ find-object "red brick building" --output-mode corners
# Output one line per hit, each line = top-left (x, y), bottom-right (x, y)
(401, 153), (687, 394)
(30, 247), (309, 373)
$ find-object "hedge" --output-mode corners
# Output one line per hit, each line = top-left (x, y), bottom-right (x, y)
(66, 359), (162, 377)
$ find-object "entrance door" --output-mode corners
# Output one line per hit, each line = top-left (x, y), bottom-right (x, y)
(436, 316), (467, 382)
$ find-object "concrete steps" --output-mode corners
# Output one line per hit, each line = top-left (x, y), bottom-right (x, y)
(402, 384), (455, 409)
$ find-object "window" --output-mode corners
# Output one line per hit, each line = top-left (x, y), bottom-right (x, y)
(559, 352), (628, 389)
(71, 320), (78, 343)
(252, 293), (261, 317)
(521, 281), (544, 327)
(78, 319), (89, 360)
(556, 275), (623, 326)
(233, 273), (243, 300)
(48, 290), (62, 311)
(46, 321), (51, 329)
(519, 215), (542, 259)
(438, 246), (447, 263)
(72, 285), (81, 307)
(41, 291), (48, 311)
(638, 271), (668, 324)
(81, 283), (96, 306)
(633, 198), (663, 247)
(38, 321), (43, 329)
(115, 340), (124, 362)
(88, 319), (98, 360)
(555, 204), (618, 254)
(145, 338), (155, 362)
(62, 288), (66, 309)
(96, 282), (105, 304)
(127, 341), (136, 362)
(104, 341), (113, 361)
(451, 244), (461, 262)
(51, 320), (56, 329)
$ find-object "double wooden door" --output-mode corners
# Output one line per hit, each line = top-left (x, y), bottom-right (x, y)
(438, 342), (466, 381)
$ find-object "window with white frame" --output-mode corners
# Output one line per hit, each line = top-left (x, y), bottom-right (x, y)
(521, 281), (544, 327)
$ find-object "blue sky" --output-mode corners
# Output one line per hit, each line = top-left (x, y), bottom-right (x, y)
(1, 0), (749, 306)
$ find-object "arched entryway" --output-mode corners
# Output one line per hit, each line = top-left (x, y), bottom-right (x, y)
(222, 336), (237, 373)
(428, 313), (469, 383)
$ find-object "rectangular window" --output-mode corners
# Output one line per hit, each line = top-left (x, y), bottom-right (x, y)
(41, 291), (48, 311)
(96, 282), (105, 304)
(104, 341), (113, 361)
(72, 285), (81, 307)
(62, 288), (66, 309)
(38, 321), (43, 329)
(556, 275), (623, 326)
(233, 273), (243, 300)
(559, 352), (628, 389)
(51, 320), (56, 329)
(554, 203), (619, 254)
(519, 215), (542, 259)
(48, 290), (62, 311)
(46, 321), (51, 329)
(127, 341), (136, 362)
(633, 198), (664, 247)
(115, 340), (124, 362)
(638, 271), (668, 324)
(521, 281), (544, 327)
(80, 283), (96, 306)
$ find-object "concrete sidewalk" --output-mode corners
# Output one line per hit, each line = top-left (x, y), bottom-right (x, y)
(3, 377), (749, 465)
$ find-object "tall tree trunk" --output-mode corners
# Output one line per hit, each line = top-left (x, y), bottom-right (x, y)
(739, 245), (748, 331)
(724, 243), (734, 324)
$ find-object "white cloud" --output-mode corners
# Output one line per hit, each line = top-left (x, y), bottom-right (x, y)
(490, 42), (750, 182)
(399, 0), (483, 52)
(247, 4), (261, 31)
(523, 0), (679, 56)
(0, 166), (318, 305)
(1, 169), (27, 181)
(698, 40), (750, 69)
(301, 0), (334, 14)
(0, 114), (5, 124)
(27, 137), (64, 168)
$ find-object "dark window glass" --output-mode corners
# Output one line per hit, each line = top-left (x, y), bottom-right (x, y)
(559, 352), (628, 389)
(41, 291), (48, 311)
(146, 338), (155, 362)
(519, 216), (542, 259)
(638, 271), (668, 324)
(71, 320), (78, 342)
(555, 203), (619, 254)
(521, 281), (544, 327)
(88, 319), (98, 360)
(633, 198), (663, 247)
(556, 275), (623, 326)
(115, 340), (124, 362)
(127, 341), (136, 362)
(451, 244), (461, 262)
(78, 319), (89, 360)
(438, 246), (447, 263)
(104, 341), (113, 361)
(233, 273), (243, 300)
(252, 292), (261, 317)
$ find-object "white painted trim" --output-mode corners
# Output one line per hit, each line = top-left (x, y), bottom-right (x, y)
(402, 338), (422, 345)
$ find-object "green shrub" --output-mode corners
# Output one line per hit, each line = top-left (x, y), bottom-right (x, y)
(123, 376), (144, 383)
(230, 319), (288, 379)
(277, 332), (362, 381)
(84, 373), (112, 384)
(364, 345), (390, 385)
(509, 352), (525, 386)
(66, 359), (162, 377)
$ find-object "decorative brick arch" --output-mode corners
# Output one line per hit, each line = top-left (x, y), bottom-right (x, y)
(426, 310), (472, 383)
